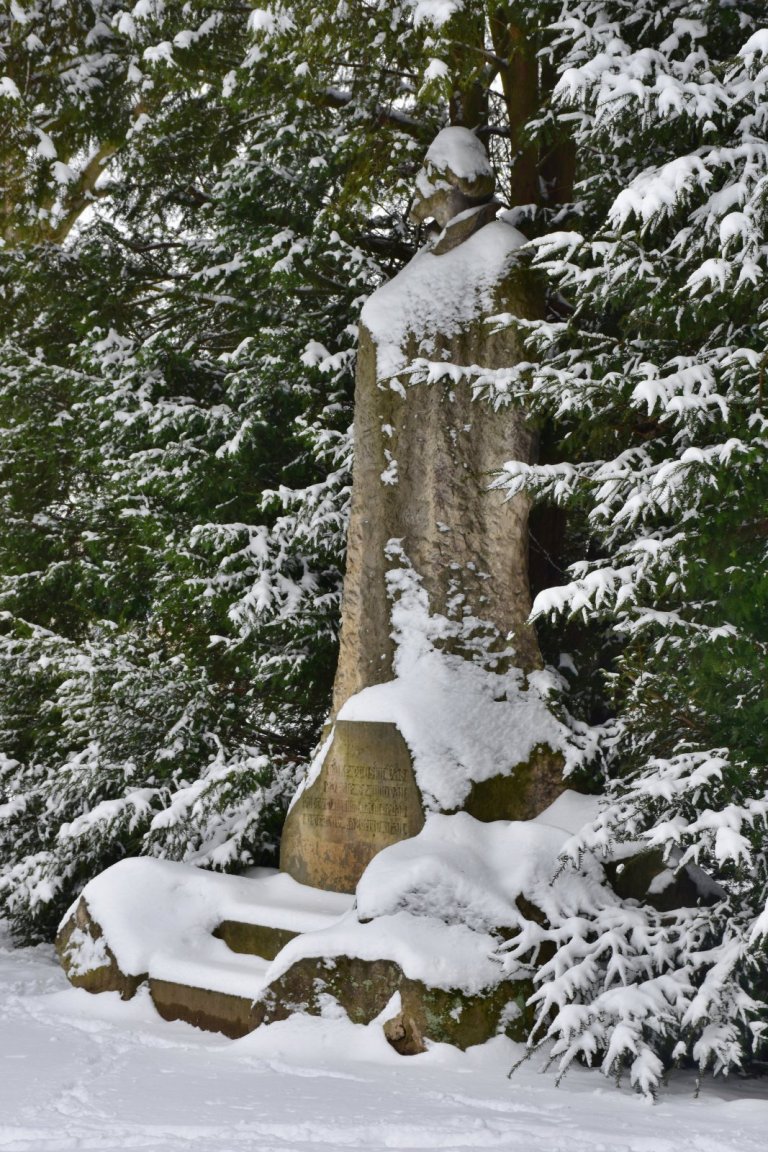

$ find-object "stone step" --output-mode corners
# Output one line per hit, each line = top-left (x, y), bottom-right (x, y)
(56, 859), (355, 1037)
(211, 865), (355, 958)
(213, 919), (300, 961)
(57, 798), (614, 1048)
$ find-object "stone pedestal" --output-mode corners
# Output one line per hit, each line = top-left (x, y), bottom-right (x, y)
(280, 720), (424, 892)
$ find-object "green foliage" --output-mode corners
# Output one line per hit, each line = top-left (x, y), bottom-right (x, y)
(8, 5), (765, 1103)
(0, 1), (366, 940)
(492, 0), (768, 1092)
(0, 0), (592, 943)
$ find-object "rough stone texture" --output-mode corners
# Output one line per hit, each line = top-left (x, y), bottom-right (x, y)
(329, 269), (545, 719)
(280, 720), (425, 892)
(56, 901), (271, 1039)
(257, 952), (532, 1053)
(400, 979), (530, 1052)
(461, 746), (565, 823)
(149, 978), (263, 1040)
(55, 879), (531, 1047)
(55, 847), (723, 1047)
(281, 205), (562, 888)
(57, 142), (569, 1053)
(411, 178), (496, 231)
(259, 955), (402, 1027)
(212, 920), (299, 961)
(429, 199), (499, 254)
(56, 898), (146, 1000)
(410, 128), (495, 229)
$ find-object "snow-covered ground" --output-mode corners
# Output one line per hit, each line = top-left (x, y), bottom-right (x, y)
(2, 924), (767, 1152)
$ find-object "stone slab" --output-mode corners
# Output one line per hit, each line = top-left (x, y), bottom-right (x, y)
(280, 720), (425, 893)
(149, 978), (263, 1039)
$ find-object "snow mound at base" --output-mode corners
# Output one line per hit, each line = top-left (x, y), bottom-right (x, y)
(356, 799), (601, 932)
(269, 793), (601, 995)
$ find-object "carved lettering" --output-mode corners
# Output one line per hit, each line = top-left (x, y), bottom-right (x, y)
(280, 720), (425, 890)
(295, 753), (416, 840)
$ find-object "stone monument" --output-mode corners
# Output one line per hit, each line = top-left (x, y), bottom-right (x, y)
(280, 127), (564, 893)
(55, 130), (701, 1053)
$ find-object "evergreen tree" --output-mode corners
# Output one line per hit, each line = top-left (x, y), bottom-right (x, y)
(0, 1), (362, 939)
(493, 0), (768, 1093)
(11, 3), (767, 1102)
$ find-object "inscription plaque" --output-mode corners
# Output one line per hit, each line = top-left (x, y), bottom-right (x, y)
(279, 720), (425, 892)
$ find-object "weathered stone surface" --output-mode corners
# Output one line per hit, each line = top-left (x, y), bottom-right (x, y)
(56, 897), (273, 1036)
(56, 898), (146, 1000)
(213, 920), (299, 961)
(281, 133), (562, 896)
(398, 979), (530, 1051)
(329, 286), (545, 719)
(461, 746), (565, 824)
(149, 978), (263, 1040)
(410, 126), (496, 228)
(429, 199), (498, 254)
(280, 720), (425, 892)
(257, 952), (532, 1052)
(259, 955), (402, 1027)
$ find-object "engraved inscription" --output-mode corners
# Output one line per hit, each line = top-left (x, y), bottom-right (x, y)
(280, 720), (425, 891)
(301, 761), (413, 838)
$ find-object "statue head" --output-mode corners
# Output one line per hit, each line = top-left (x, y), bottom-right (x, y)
(410, 127), (495, 229)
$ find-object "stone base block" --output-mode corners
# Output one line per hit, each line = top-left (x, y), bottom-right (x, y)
(149, 978), (264, 1039)
(56, 895), (530, 1050)
(258, 953), (532, 1052)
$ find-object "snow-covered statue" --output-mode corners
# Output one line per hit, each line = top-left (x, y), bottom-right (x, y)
(281, 128), (568, 892)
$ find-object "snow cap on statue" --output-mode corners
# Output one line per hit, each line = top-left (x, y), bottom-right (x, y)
(410, 126), (495, 227)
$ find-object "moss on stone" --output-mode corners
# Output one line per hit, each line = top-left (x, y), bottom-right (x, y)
(213, 920), (299, 961)
(400, 977), (532, 1050)
(461, 745), (565, 823)
(258, 952), (532, 1052)
(259, 955), (403, 1027)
